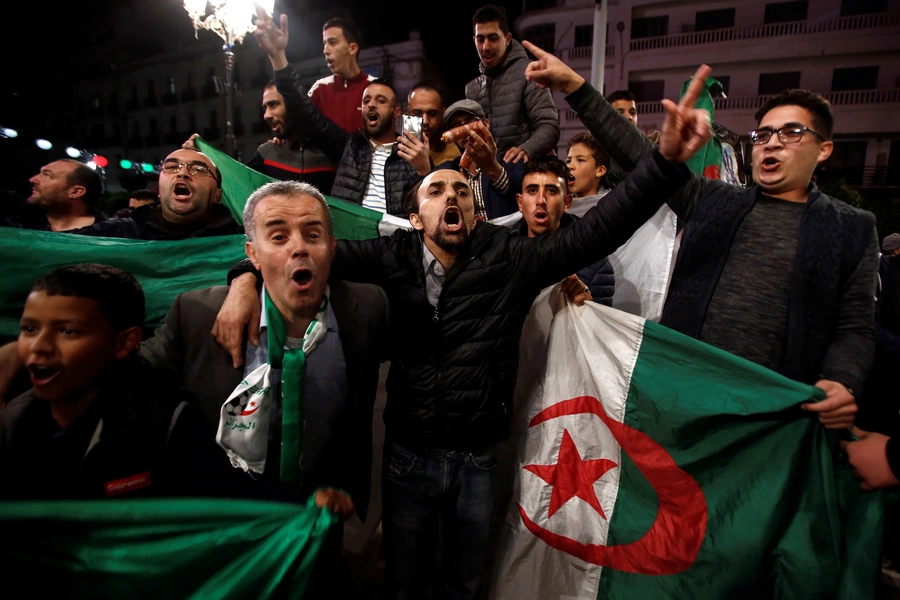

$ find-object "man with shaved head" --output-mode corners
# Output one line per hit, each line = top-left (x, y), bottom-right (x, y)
(217, 63), (712, 596)
(76, 148), (240, 240)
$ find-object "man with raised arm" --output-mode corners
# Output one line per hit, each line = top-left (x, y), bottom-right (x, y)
(523, 41), (877, 431)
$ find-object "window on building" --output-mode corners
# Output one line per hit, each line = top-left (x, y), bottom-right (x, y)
(631, 16), (669, 39)
(758, 71), (801, 94)
(831, 66), (878, 91)
(523, 24), (555, 53)
(630, 80), (665, 102)
(169, 77), (176, 95)
(91, 96), (101, 109)
(764, 1), (808, 23)
(524, 0), (557, 10)
(840, 0), (887, 16)
(574, 25), (593, 47)
(695, 8), (736, 31)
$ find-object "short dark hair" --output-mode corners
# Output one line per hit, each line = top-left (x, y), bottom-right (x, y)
(524, 156), (570, 194)
(410, 80), (446, 106)
(129, 189), (157, 201)
(323, 17), (362, 46)
(606, 90), (636, 104)
(567, 133), (610, 168)
(405, 179), (425, 217)
(367, 78), (399, 104)
(264, 78), (277, 91)
(754, 89), (834, 140)
(473, 5), (509, 35)
(31, 264), (145, 331)
(60, 159), (102, 207)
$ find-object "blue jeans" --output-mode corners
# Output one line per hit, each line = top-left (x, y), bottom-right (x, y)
(382, 439), (498, 600)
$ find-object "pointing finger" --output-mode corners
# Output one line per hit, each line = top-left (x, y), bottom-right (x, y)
(522, 40), (549, 59)
(279, 13), (288, 32)
(678, 64), (712, 111)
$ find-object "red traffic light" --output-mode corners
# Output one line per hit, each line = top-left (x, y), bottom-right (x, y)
(93, 155), (109, 168)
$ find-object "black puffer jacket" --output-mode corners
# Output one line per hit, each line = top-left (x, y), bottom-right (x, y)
(465, 39), (559, 158)
(274, 65), (419, 216)
(332, 151), (686, 450)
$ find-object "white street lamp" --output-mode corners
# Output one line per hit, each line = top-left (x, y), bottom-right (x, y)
(183, 0), (276, 157)
(66, 146), (82, 158)
(0, 127), (18, 139)
(36, 139), (52, 150)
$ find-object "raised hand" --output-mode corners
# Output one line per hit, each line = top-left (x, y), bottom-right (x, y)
(253, 5), (288, 69)
(522, 41), (585, 96)
(658, 65), (713, 164)
(398, 131), (432, 177)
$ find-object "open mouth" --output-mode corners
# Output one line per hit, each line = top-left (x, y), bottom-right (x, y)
(533, 210), (549, 224)
(366, 111), (380, 127)
(173, 182), (193, 200)
(761, 156), (780, 171)
(568, 174), (576, 185)
(28, 364), (61, 387)
(291, 268), (313, 290)
(443, 207), (463, 232)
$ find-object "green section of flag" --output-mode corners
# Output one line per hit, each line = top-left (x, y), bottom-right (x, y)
(599, 319), (882, 599)
(195, 136), (382, 240)
(0, 498), (336, 599)
(680, 77), (724, 179)
(0, 228), (247, 340)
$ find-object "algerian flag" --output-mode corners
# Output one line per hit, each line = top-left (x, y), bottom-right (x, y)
(490, 288), (883, 599)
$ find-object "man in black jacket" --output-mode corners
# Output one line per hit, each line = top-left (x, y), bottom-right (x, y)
(523, 42), (876, 430)
(253, 9), (428, 216)
(218, 64), (711, 598)
(75, 148), (240, 240)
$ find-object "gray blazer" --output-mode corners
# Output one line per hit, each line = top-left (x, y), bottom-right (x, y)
(140, 279), (389, 521)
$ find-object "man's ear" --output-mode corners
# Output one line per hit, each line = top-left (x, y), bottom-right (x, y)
(505, 32), (513, 46)
(114, 326), (143, 359)
(246, 240), (261, 270)
(393, 104), (402, 119)
(596, 165), (608, 180)
(563, 193), (573, 212)
(213, 189), (223, 204)
(817, 140), (833, 164)
(349, 42), (359, 58)
(68, 185), (87, 201)
(409, 212), (424, 231)
(516, 193), (524, 213)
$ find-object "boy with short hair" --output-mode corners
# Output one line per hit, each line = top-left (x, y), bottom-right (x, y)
(566, 132), (610, 198)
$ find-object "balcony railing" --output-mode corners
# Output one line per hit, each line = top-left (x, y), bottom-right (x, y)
(564, 45), (615, 61)
(630, 11), (900, 51)
(635, 88), (900, 115)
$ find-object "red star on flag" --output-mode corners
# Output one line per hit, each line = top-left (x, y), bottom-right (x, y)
(524, 429), (617, 519)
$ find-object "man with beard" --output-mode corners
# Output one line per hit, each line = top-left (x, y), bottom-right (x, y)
(4, 159), (105, 232)
(407, 81), (460, 166)
(254, 10), (427, 216)
(75, 148), (240, 240)
(244, 81), (337, 192)
(466, 4), (559, 163)
(214, 65), (712, 597)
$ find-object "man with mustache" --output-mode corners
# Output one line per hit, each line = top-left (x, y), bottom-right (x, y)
(215, 64), (712, 597)
(407, 80), (460, 166)
(525, 42), (877, 430)
(75, 148), (240, 240)
(466, 4), (559, 164)
(254, 10), (427, 216)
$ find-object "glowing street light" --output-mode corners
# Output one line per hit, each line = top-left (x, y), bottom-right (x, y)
(120, 159), (133, 169)
(66, 146), (82, 158)
(183, 0), (275, 157)
(86, 161), (98, 170)
(141, 163), (155, 173)
(0, 128), (18, 139)
(93, 155), (109, 168)
(36, 139), (52, 150)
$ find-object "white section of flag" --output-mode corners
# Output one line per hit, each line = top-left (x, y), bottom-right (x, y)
(490, 287), (647, 600)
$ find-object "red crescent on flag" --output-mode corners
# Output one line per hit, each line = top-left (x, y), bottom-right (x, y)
(240, 401), (262, 416)
(519, 395), (707, 575)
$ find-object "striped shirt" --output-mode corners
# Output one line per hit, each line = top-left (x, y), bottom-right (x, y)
(465, 166), (510, 220)
(362, 140), (395, 213)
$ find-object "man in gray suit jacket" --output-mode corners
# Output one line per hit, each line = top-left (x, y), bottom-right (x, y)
(140, 181), (388, 522)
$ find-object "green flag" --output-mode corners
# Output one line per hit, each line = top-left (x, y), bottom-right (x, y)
(680, 76), (724, 180)
(0, 498), (336, 598)
(490, 292), (883, 599)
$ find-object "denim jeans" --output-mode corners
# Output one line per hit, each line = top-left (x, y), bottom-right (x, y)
(382, 439), (498, 600)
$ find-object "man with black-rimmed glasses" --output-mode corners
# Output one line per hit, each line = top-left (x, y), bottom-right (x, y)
(538, 41), (879, 431)
(75, 148), (241, 240)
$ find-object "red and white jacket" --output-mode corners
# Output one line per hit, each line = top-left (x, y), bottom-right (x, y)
(308, 71), (376, 133)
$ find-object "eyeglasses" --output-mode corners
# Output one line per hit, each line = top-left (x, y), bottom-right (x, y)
(748, 126), (826, 146)
(161, 161), (217, 179)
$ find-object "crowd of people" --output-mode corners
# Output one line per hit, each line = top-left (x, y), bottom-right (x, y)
(1, 3), (898, 598)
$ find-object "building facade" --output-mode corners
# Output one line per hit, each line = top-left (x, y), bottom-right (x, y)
(516, 0), (900, 189)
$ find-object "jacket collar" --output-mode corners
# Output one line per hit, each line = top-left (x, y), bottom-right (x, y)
(480, 39), (527, 77)
(133, 203), (239, 238)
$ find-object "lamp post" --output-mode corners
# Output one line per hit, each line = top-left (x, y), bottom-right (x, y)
(183, 0), (274, 157)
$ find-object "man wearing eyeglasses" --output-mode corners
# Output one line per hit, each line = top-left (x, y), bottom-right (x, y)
(528, 47), (878, 432)
(76, 148), (242, 240)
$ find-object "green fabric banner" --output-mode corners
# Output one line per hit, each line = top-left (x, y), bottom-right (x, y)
(680, 77), (724, 180)
(0, 498), (336, 598)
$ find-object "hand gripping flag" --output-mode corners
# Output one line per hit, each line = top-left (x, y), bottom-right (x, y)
(490, 288), (883, 599)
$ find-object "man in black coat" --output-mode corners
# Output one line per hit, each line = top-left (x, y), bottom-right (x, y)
(218, 64), (711, 599)
(525, 41), (876, 432)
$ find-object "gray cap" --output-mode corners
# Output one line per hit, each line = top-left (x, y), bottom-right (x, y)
(883, 233), (900, 252)
(443, 99), (486, 126)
